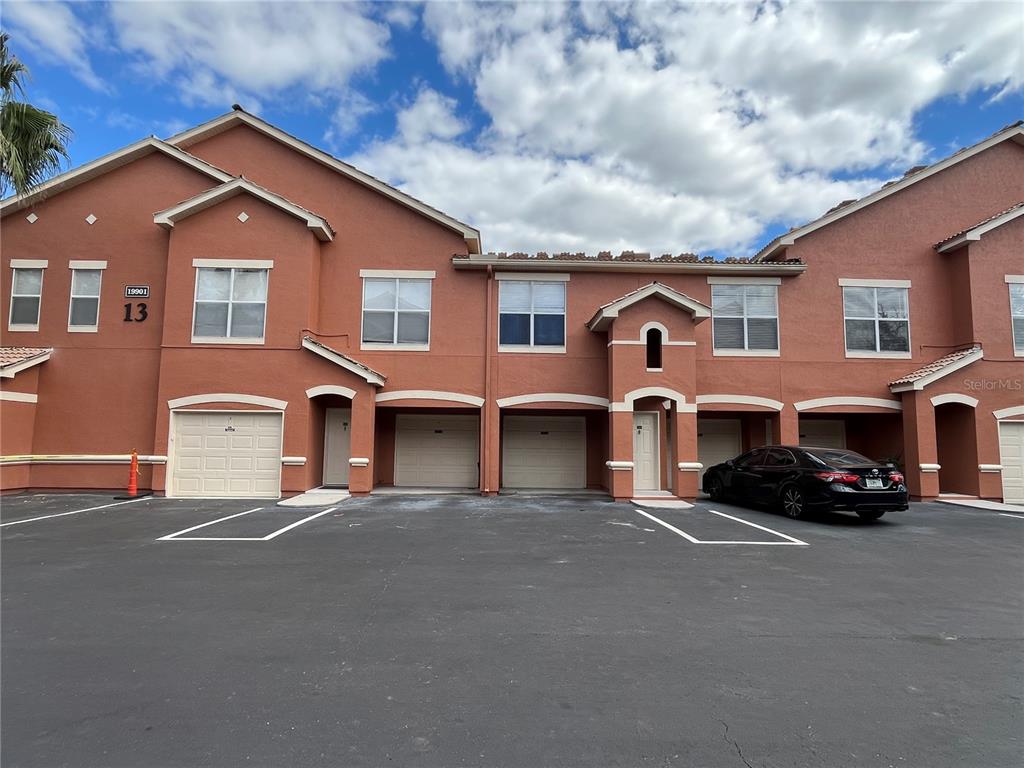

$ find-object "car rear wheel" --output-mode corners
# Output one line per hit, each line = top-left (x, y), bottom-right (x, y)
(707, 475), (725, 502)
(780, 485), (806, 519)
(856, 510), (886, 521)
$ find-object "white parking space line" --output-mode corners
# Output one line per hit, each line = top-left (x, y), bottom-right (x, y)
(1, 497), (149, 528)
(633, 507), (809, 546)
(158, 507), (338, 541)
(709, 510), (809, 546)
(999, 512), (1024, 520)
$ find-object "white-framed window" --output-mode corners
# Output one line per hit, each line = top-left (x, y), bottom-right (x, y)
(842, 284), (910, 355)
(1010, 281), (1024, 356)
(9, 265), (44, 331)
(68, 269), (103, 331)
(499, 280), (566, 350)
(361, 277), (431, 348)
(192, 266), (269, 343)
(711, 283), (779, 354)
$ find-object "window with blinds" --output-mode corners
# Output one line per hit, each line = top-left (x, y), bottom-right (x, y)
(711, 284), (779, 352)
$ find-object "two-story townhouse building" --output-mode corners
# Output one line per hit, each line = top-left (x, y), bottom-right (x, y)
(2, 109), (1022, 504)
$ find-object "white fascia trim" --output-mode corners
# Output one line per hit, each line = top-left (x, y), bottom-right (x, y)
(588, 283), (711, 331)
(166, 111), (481, 252)
(677, 462), (703, 471)
(375, 390), (484, 407)
(979, 464), (1003, 473)
(713, 348), (781, 357)
(10, 259), (49, 269)
(752, 123), (1024, 260)
(930, 393), (979, 408)
(606, 461), (634, 470)
(794, 396), (903, 412)
(155, 178), (333, 241)
(707, 276), (781, 285)
(938, 207), (1024, 253)
(306, 384), (357, 400)
(494, 272), (570, 282)
(625, 386), (688, 407)
(0, 391), (38, 403)
(281, 456), (307, 466)
(1004, 275), (1024, 284)
(301, 337), (386, 386)
(994, 405), (1024, 420)
(69, 260), (107, 270)
(838, 278), (912, 288)
(1, 137), (232, 215)
(0, 351), (51, 378)
(920, 463), (941, 472)
(192, 258), (274, 269)
(455, 257), (806, 276)
(696, 394), (784, 411)
(889, 347), (984, 392)
(0, 454), (167, 465)
(349, 457), (371, 467)
(167, 393), (288, 410)
(496, 393), (609, 408)
(359, 269), (436, 279)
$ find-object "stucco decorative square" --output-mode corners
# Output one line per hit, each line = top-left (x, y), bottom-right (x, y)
(84, 213), (97, 225)
(25, 213), (37, 224)
(237, 211), (249, 222)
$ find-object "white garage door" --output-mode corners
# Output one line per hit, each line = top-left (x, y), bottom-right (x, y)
(503, 415), (586, 489)
(799, 419), (847, 449)
(999, 421), (1024, 505)
(171, 411), (283, 498)
(697, 418), (742, 483)
(394, 414), (479, 488)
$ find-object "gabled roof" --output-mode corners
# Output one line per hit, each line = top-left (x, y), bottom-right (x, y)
(0, 347), (52, 378)
(167, 108), (482, 253)
(301, 336), (386, 386)
(0, 138), (233, 216)
(454, 251), (806, 276)
(934, 201), (1024, 252)
(754, 121), (1024, 262)
(154, 177), (334, 241)
(587, 282), (711, 331)
(889, 346), (983, 392)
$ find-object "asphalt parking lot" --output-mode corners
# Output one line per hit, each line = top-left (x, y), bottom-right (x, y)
(2, 492), (1021, 768)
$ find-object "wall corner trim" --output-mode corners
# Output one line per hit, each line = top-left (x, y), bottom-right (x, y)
(978, 464), (1003, 473)
(348, 457), (370, 467)
(606, 460), (634, 470)
(677, 462), (703, 471)
(167, 393), (288, 410)
(919, 463), (941, 472)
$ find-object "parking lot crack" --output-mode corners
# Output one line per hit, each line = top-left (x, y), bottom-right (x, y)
(718, 720), (756, 768)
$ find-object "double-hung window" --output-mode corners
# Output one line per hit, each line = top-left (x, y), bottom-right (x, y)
(499, 280), (566, 350)
(8, 260), (46, 331)
(711, 281), (779, 354)
(68, 267), (103, 331)
(361, 276), (431, 348)
(1009, 278), (1024, 356)
(192, 264), (269, 343)
(841, 280), (910, 356)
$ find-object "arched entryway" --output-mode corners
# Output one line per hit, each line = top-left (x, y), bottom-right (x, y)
(934, 402), (980, 496)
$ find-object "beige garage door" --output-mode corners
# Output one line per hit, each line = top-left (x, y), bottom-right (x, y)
(502, 415), (586, 489)
(697, 418), (742, 484)
(171, 411), (283, 498)
(799, 418), (847, 449)
(998, 421), (1024, 505)
(394, 414), (479, 488)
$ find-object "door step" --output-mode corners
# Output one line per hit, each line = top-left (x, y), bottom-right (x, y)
(631, 498), (694, 510)
(278, 488), (351, 507)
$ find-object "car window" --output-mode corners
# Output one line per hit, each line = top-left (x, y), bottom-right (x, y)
(764, 448), (797, 467)
(804, 448), (873, 467)
(735, 449), (767, 468)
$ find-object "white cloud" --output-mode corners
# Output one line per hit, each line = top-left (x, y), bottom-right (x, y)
(3, 1), (107, 91)
(350, 0), (1022, 255)
(396, 88), (467, 143)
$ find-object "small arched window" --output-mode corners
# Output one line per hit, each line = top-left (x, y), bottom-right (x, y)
(646, 327), (663, 369)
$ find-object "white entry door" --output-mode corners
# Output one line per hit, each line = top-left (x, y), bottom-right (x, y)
(394, 414), (480, 488)
(323, 408), (351, 486)
(999, 421), (1024, 504)
(171, 411), (282, 498)
(633, 412), (660, 492)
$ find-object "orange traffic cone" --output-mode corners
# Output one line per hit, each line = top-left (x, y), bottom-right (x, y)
(114, 449), (152, 500)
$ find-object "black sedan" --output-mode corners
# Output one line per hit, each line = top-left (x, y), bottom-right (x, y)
(701, 446), (909, 520)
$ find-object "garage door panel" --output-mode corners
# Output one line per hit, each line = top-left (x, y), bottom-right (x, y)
(999, 422), (1024, 504)
(798, 419), (846, 449)
(395, 415), (479, 488)
(172, 411), (282, 498)
(503, 416), (586, 489)
(697, 418), (742, 484)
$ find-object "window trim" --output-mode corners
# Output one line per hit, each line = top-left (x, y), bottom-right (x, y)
(1008, 277), (1024, 357)
(498, 279), (567, 354)
(359, 276), (432, 352)
(190, 265), (270, 345)
(8, 262), (47, 332)
(67, 265), (105, 333)
(840, 282), (912, 359)
(710, 282), (780, 356)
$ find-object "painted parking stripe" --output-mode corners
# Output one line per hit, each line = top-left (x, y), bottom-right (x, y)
(999, 512), (1024, 520)
(159, 506), (338, 541)
(157, 507), (263, 540)
(633, 508), (701, 543)
(633, 507), (808, 546)
(262, 507), (337, 539)
(0, 497), (149, 528)
(709, 510), (809, 545)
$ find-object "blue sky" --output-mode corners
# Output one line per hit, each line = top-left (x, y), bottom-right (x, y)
(4, 1), (1022, 256)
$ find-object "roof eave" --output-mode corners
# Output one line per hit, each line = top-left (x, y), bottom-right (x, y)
(0, 349), (52, 378)
(888, 347), (984, 392)
(453, 256), (805, 276)
(301, 337), (386, 386)
(935, 205), (1024, 252)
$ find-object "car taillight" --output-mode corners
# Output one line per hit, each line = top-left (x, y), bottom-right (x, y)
(814, 471), (860, 483)
(889, 472), (904, 484)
